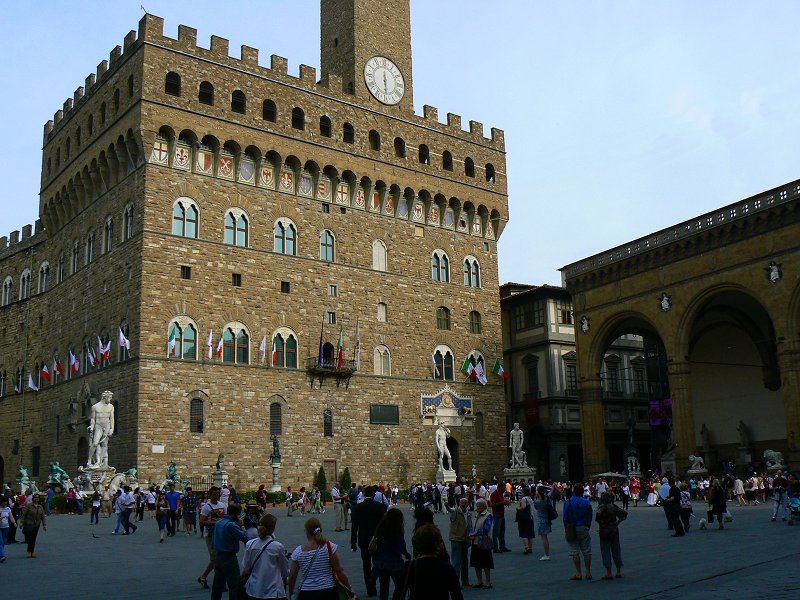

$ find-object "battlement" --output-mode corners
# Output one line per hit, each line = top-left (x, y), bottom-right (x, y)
(43, 13), (504, 148)
(0, 220), (45, 258)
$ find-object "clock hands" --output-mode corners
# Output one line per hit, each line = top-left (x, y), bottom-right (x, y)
(383, 70), (389, 93)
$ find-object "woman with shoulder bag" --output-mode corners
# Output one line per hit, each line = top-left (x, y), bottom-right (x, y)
(287, 517), (356, 600)
(467, 499), (493, 589)
(532, 486), (553, 561)
(241, 514), (289, 600)
(20, 494), (47, 558)
(594, 492), (627, 580)
(515, 486), (535, 554)
(373, 508), (411, 600)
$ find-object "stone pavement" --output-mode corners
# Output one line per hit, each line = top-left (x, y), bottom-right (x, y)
(2, 500), (798, 599)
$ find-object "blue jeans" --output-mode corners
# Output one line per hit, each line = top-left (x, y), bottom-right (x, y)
(450, 540), (470, 585)
(211, 552), (240, 600)
(0, 527), (7, 558)
(773, 492), (788, 519)
(492, 514), (506, 550)
(114, 513), (123, 533)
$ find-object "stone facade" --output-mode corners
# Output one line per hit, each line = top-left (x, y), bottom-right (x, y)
(0, 1), (509, 489)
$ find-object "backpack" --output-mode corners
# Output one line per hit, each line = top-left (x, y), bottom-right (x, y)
(348, 487), (359, 504)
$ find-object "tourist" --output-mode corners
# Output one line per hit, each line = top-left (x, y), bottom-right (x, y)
(256, 484), (268, 510)
(663, 477), (684, 537)
(164, 483), (181, 536)
(19, 493), (46, 558)
(532, 486), (553, 561)
(155, 492), (168, 542)
(488, 483), (510, 553)
(7, 493), (20, 544)
(75, 488), (85, 515)
(563, 483), (592, 580)
(351, 485), (386, 597)
(771, 470), (789, 521)
(595, 491), (627, 580)
(288, 517), (354, 600)
(332, 483), (345, 530)
(707, 479), (727, 529)
(121, 485), (138, 535)
(243, 500), (263, 539)
(146, 487), (156, 518)
(198, 485), (227, 590)
(298, 486), (308, 515)
(372, 508), (411, 600)
(0, 494), (17, 563)
(468, 498), (493, 589)
(734, 476), (746, 506)
(516, 486), (535, 554)
(397, 523), (463, 599)
(90, 491), (101, 525)
(44, 487), (54, 516)
(678, 482), (693, 533)
(286, 486), (294, 517)
(183, 486), (198, 534)
(594, 478), (608, 502)
(311, 485), (323, 514)
(630, 477), (640, 508)
(111, 489), (124, 535)
(446, 496), (470, 588)
(210, 503), (248, 600)
(241, 513), (288, 599)
(220, 484), (231, 506)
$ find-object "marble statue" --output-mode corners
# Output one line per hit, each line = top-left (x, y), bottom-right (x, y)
(471, 464), (477, 479)
(435, 422), (453, 472)
(737, 420), (750, 448)
(626, 454), (640, 475)
(559, 455), (567, 477)
(509, 423), (526, 468)
(87, 390), (115, 468)
(216, 453), (226, 471)
(48, 462), (72, 489)
(763, 449), (786, 470)
(688, 454), (707, 472)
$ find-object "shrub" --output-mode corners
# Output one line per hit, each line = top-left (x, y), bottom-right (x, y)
(314, 466), (327, 491)
(340, 467), (352, 491)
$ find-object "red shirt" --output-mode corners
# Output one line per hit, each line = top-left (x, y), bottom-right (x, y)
(489, 489), (505, 516)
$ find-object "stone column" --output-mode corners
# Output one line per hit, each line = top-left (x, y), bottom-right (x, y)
(777, 340), (800, 467)
(579, 377), (606, 479)
(668, 360), (694, 472)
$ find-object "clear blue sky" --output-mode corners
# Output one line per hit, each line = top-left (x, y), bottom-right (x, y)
(2, 1), (799, 285)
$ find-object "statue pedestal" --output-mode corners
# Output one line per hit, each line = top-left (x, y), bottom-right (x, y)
(687, 468), (709, 478)
(79, 464), (116, 491)
(269, 464), (281, 493)
(435, 467), (457, 484)
(213, 469), (229, 489)
(503, 466), (537, 481)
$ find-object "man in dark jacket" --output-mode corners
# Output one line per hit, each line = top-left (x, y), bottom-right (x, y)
(351, 485), (387, 597)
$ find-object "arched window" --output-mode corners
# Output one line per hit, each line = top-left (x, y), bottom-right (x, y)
(272, 330), (298, 368)
(172, 199), (198, 238)
(436, 306), (451, 330)
(270, 400), (283, 436)
(442, 150), (453, 171)
(377, 302), (387, 323)
(123, 203), (134, 241)
(320, 115), (332, 137)
(71, 241), (80, 274)
(322, 342), (335, 368)
(113, 88), (120, 111)
(19, 269), (31, 301)
(221, 324), (249, 364)
(237, 329), (249, 364)
(65, 137), (71, 159)
(165, 72), (181, 96)
(463, 257), (480, 287)
(343, 122), (355, 143)
(374, 345), (391, 376)
(291, 107), (305, 130)
(87, 114), (94, 136)
(433, 346), (455, 381)
(168, 321), (197, 359)
(394, 137), (406, 158)
(224, 211), (248, 247)
(2, 277), (12, 306)
(273, 220), (296, 255)
(485, 163), (496, 183)
(469, 310), (482, 334)
(323, 409), (333, 437)
(190, 398), (204, 433)
(199, 81), (214, 105)
(372, 239), (387, 271)
(100, 102), (106, 124)
(127, 74), (134, 97)
(466, 351), (485, 383)
(369, 130), (380, 151)
(38, 262), (50, 294)
(320, 230), (335, 262)
(104, 217), (114, 253)
(76, 126), (82, 147)
(85, 232), (95, 265)
(231, 90), (246, 114)
(57, 255), (64, 284)
(263, 99), (277, 122)
(431, 250), (450, 282)
(418, 144), (429, 164)
(465, 157), (475, 177)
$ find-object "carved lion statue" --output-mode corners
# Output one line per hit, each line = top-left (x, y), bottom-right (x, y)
(688, 454), (706, 471)
(763, 449), (785, 470)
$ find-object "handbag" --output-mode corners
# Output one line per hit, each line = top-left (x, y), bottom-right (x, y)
(547, 499), (558, 521)
(326, 541), (355, 599)
(239, 539), (273, 598)
(475, 534), (493, 551)
(368, 535), (379, 556)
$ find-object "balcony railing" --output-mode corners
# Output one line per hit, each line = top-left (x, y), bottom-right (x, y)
(305, 357), (357, 389)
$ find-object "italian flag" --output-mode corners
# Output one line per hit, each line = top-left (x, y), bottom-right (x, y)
(461, 357), (477, 377)
(492, 359), (509, 380)
(69, 350), (80, 374)
(336, 326), (344, 370)
(40, 364), (51, 383)
(168, 327), (177, 356)
(431, 355), (440, 378)
(216, 333), (224, 359)
(272, 338), (278, 366)
(54, 356), (64, 377)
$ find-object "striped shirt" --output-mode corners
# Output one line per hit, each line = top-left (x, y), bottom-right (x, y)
(291, 542), (337, 591)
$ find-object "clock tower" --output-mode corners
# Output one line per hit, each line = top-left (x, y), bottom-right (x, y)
(320, 0), (414, 113)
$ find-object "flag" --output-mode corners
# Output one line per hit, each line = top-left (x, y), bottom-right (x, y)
(206, 329), (213, 359)
(259, 336), (267, 365)
(316, 315), (324, 368)
(216, 333), (224, 360)
(354, 318), (361, 371)
(27, 373), (39, 392)
(69, 350), (79, 375)
(492, 359), (509, 380)
(336, 325), (344, 370)
(474, 360), (488, 386)
(98, 336), (105, 362)
(87, 345), (97, 367)
(272, 338), (278, 366)
(13, 378), (20, 393)
(168, 327), (177, 356)
(119, 327), (130, 351)
(54, 355), (64, 377)
(40, 364), (51, 383)
(431, 355), (440, 378)
(102, 339), (112, 362)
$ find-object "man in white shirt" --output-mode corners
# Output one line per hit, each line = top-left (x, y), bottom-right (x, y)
(332, 483), (345, 531)
(197, 486), (228, 590)
(658, 478), (674, 530)
(594, 479), (608, 501)
(373, 488), (389, 508)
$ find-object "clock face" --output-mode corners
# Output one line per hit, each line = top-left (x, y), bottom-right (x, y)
(364, 56), (405, 105)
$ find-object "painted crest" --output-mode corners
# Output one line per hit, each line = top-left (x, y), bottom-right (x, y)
(317, 177), (331, 201)
(195, 150), (213, 175)
(173, 145), (190, 170)
(412, 202), (424, 223)
(443, 209), (455, 229)
(151, 139), (169, 165)
(471, 218), (482, 236)
(397, 201), (409, 218)
(659, 292), (672, 312)
(354, 187), (365, 209)
(260, 165), (274, 188)
(427, 206), (439, 226)
(371, 191), (381, 212)
(279, 170), (294, 192)
(384, 195), (394, 215)
(298, 173), (314, 197)
(766, 261), (783, 284)
(217, 156), (234, 179)
(238, 159), (255, 184)
(486, 221), (495, 239)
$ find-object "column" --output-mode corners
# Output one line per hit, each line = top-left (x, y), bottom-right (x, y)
(667, 360), (694, 472)
(579, 377), (606, 479)
(777, 339), (800, 467)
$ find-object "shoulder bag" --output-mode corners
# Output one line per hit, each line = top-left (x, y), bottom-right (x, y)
(239, 539), (273, 599)
(547, 498), (558, 521)
(326, 541), (356, 600)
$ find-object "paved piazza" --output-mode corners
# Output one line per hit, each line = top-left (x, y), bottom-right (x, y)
(3, 500), (798, 599)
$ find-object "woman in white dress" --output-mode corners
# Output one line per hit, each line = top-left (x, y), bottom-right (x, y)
(646, 480), (658, 506)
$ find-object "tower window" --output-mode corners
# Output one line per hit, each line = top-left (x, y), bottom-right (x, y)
(369, 130), (380, 151)
(165, 72), (181, 96)
(418, 144), (429, 165)
(465, 157), (475, 177)
(442, 150), (453, 171)
(231, 90), (246, 114)
(320, 115), (332, 137)
(343, 122), (354, 143)
(263, 99), (277, 122)
(292, 107), (305, 130)
(486, 163), (496, 183)
(199, 81), (214, 105)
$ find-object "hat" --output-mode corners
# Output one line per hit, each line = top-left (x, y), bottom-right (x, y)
(245, 500), (259, 508)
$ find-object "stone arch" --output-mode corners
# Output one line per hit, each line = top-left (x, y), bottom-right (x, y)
(586, 310), (666, 375)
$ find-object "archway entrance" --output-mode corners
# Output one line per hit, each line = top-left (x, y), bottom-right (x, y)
(686, 290), (783, 473)
(77, 437), (88, 469)
(445, 437), (459, 474)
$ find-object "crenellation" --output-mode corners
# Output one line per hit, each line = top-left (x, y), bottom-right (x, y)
(35, 219), (44, 235)
(177, 24), (197, 48)
(210, 35), (229, 57)
(63, 98), (73, 114)
(85, 73), (96, 91)
(490, 127), (504, 145)
(109, 44), (122, 65)
(469, 120), (484, 139)
(0, 236), (6, 250)
(123, 30), (137, 52)
(319, 73), (343, 94)
(299, 64), (317, 83)
(74, 86), (84, 104)
(240, 45), (258, 66)
(138, 13), (165, 41)
(97, 59), (108, 80)
(54, 109), (63, 126)
(9, 230), (19, 245)
(423, 105), (438, 122)
(447, 113), (462, 130)
(21, 224), (32, 240)
(271, 54), (288, 74)
(43, 120), (53, 141)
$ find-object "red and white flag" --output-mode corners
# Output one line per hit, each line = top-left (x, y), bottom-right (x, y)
(101, 339), (112, 362)
(54, 355), (64, 377)
(69, 350), (80, 375)
(40, 364), (51, 383)
(118, 328), (130, 356)
(216, 334), (224, 360)
(272, 338), (278, 366)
